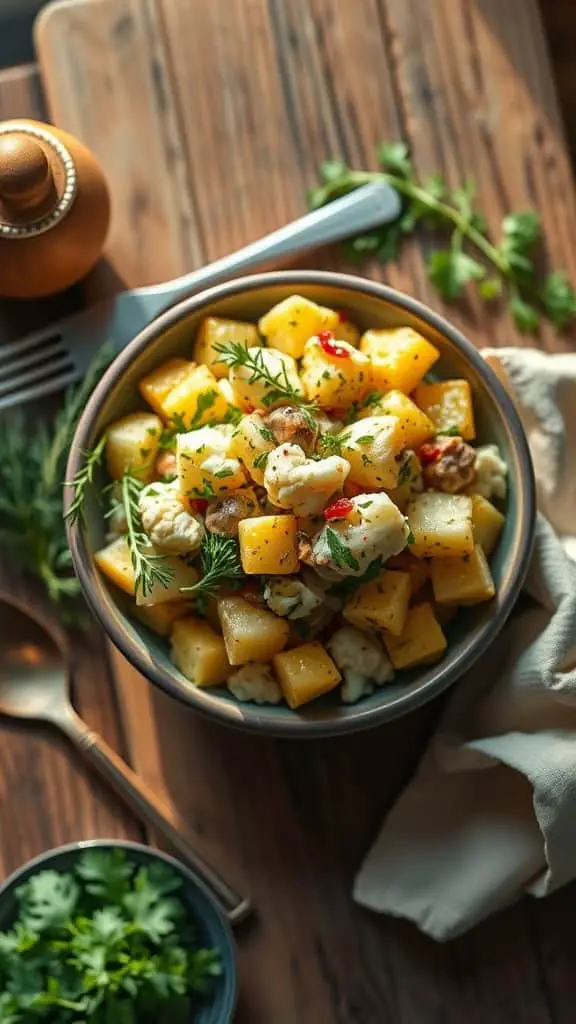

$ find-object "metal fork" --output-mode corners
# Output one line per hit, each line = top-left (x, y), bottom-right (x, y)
(0, 182), (400, 411)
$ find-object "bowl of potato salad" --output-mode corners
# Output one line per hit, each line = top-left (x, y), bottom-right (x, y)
(65, 272), (535, 736)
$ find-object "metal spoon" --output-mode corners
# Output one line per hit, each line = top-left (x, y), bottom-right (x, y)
(0, 596), (251, 924)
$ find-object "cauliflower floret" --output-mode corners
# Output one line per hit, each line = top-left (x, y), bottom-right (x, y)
(304, 492), (409, 578)
(474, 444), (507, 500)
(227, 663), (283, 704)
(263, 577), (323, 620)
(327, 626), (394, 703)
(139, 480), (204, 554)
(264, 443), (350, 516)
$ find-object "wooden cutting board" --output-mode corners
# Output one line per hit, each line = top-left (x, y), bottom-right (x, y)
(35, 2), (576, 1021)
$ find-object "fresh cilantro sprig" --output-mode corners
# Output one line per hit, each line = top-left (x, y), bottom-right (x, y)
(121, 473), (175, 598)
(0, 848), (221, 1021)
(213, 341), (317, 409)
(309, 143), (576, 334)
(180, 533), (244, 601)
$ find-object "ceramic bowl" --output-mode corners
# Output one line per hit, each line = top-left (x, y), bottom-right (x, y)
(0, 839), (238, 1023)
(66, 271), (536, 737)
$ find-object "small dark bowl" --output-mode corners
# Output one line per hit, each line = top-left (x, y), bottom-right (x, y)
(66, 271), (536, 737)
(0, 840), (238, 1023)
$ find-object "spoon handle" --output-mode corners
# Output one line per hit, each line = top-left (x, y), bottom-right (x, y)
(65, 718), (251, 924)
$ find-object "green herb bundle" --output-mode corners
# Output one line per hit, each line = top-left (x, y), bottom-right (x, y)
(0, 848), (221, 1023)
(309, 142), (576, 334)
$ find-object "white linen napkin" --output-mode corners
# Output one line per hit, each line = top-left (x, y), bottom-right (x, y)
(353, 347), (576, 940)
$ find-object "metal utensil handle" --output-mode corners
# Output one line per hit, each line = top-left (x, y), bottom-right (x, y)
(68, 720), (250, 924)
(139, 181), (401, 306)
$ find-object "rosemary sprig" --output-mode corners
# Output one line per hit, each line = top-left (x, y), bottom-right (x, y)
(309, 142), (576, 334)
(180, 534), (244, 601)
(65, 435), (107, 525)
(121, 473), (175, 598)
(213, 341), (317, 410)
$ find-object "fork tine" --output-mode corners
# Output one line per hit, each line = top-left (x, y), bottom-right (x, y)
(0, 367), (81, 412)
(0, 354), (73, 399)
(0, 341), (66, 383)
(0, 324), (62, 363)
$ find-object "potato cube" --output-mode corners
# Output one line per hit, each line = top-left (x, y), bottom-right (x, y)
(238, 515), (299, 574)
(340, 415), (406, 489)
(273, 642), (341, 708)
(300, 337), (372, 410)
(161, 364), (230, 427)
(105, 411), (162, 482)
(218, 596), (290, 665)
(177, 426), (246, 498)
(385, 450), (422, 512)
(228, 412), (277, 484)
(412, 379), (476, 441)
(471, 494), (505, 555)
(386, 551), (429, 595)
(193, 316), (261, 378)
(382, 602), (447, 669)
(229, 347), (304, 411)
(334, 315), (361, 348)
(343, 569), (411, 635)
(361, 389), (434, 449)
(94, 536), (199, 605)
(171, 616), (231, 686)
(138, 359), (193, 418)
(406, 492), (474, 557)
(259, 295), (339, 359)
(431, 544), (496, 605)
(360, 327), (439, 393)
(133, 600), (191, 637)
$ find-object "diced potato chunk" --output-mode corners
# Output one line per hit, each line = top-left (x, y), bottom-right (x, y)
(259, 295), (339, 359)
(229, 347), (304, 411)
(300, 337), (372, 409)
(228, 412), (276, 484)
(94, 536), (198, 605)
(334, 316), (361, 348)
(134, 600), (191, 637)
(412, 379), (476, 441)
(193, 316), (261, 378)
(471, 494), (505, 555)
(360, 327), (439, 393)
(343, 568), (411, 636)
(430, 544), (496, 605)
(340, 416), (405, 489)
(386, 551), (430, 595)
(238, 515), (299, 575)
(105, 412), (162, 482)
(218, 596), (290, 665)
(171, 616), (231, 686)
(139, 359), (193, 418)
(161, 364), (231, 427)
(385, 450), (422, 512)
(177, 426), (246, 498)
(406, 492), (474, 557)
(362, 389), (434, 448)
(382, 602), (447, 669)
(273, 642), (341, 708)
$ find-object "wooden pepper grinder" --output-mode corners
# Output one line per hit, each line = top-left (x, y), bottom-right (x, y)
(0, 119), (110, 299)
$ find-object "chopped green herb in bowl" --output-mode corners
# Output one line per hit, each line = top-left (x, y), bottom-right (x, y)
(0, 841), (237, 1023)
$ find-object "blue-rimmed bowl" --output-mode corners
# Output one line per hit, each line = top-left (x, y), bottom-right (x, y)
(66, 271), (536, 737)
(0, 839), (238, 1023)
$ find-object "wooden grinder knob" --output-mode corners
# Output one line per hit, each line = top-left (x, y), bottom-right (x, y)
(0, 134), (55, 217)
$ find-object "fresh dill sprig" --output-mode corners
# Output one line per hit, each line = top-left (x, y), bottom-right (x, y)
(180, 533), (244, 600)
(65, 435), (107, 525)
(121, 473), (175, 598)
(213, 341), (317, 410)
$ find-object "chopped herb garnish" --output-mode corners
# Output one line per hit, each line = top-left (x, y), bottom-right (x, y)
(180, 534), (244, 600)
(325, 526), (360, 571)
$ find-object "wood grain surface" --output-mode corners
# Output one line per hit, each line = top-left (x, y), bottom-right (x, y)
(0, 0), (571, 1020)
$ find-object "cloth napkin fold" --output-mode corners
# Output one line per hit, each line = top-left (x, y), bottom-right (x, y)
(353, 347), (576, 941)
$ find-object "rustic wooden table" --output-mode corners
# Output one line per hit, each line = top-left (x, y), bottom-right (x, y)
(1, 1), (576, 1021)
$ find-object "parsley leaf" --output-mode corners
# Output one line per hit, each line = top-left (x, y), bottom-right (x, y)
(508, 295), (540, 334)
(325, 526), (360, 571)
(427, 249), (485, 299)
(329, 557), (383, 597)
(541, 271), (576, 331)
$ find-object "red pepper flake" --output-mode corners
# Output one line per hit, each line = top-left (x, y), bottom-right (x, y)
(324, 497), (354, 520)
(244, 404), (254, 414)
(419, 443), (443, 465)
(190, 498), (209, 513)
(318, 330), (349, 358)
(338, 309), (349, 322)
